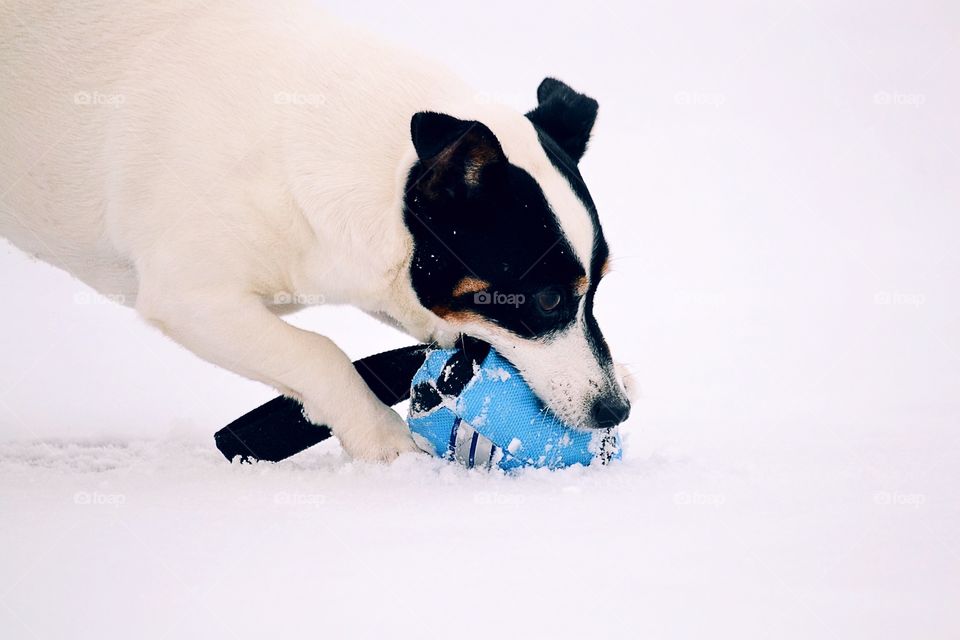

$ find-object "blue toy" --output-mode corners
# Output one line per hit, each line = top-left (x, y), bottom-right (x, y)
(408, 347), (620, 470)
(215, 339), (622, 470)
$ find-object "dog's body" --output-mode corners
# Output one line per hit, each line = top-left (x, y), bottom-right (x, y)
(1, 0), (630, 460)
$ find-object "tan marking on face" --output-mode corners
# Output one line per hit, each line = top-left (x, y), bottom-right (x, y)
(574, 275), (589, 297)
(421, 144), (457, 198)
(452, 276), (490, 298)
(422, 130), (502, 195)
(464, 144), (499, 186)
(601, 257), (611, 277)
(430, 305), (487, 325)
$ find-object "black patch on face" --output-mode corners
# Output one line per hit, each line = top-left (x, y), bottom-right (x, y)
(404, 112), (586, 339)
(524, 79), (615, 369)
(530, 126), (612, 364)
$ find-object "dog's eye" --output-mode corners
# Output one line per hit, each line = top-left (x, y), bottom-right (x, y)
(535, 288), (562, 313)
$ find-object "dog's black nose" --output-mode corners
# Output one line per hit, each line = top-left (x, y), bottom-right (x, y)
(590, 395), (631, 429)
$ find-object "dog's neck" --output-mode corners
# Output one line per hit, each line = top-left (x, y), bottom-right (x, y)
(283, 130), (452, 345)
(375, 145), (464, 348)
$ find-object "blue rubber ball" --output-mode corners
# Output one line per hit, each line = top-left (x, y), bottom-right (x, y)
(407, 347), (622, 471)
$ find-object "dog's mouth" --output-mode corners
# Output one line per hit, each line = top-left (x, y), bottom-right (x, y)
(448, 333), (630, 430)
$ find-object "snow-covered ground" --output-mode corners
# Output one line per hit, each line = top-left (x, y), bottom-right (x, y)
(1, 1), (958, 638)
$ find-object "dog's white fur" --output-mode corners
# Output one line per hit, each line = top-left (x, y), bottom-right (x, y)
(0, 0), (622, 460)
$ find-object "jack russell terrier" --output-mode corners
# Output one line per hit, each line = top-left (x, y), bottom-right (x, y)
(0, 0), (631, 461)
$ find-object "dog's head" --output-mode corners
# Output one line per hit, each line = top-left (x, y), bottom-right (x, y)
(403, 78), (629, 430)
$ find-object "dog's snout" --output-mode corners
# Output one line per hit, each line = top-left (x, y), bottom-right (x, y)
(590, 394), (631, 429)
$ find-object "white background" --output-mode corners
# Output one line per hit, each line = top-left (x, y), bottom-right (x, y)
(1, 1), (958, 638)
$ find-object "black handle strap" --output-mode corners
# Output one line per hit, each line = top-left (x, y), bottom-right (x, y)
(214, 344), (431, 463)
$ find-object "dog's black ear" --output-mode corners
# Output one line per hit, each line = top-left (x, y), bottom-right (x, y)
(525, 78), (598, 163)
(409, 112), (505, 199)
(411, 112), (474, 162)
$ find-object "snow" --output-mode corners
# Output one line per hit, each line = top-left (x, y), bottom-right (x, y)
(486, 366), (512, 382)
(1, 429), (956, 638)
(2, 0), (959, 638)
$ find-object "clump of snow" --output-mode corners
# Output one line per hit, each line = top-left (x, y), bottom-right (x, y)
(469, 395), (492, 427)
(485, 366), (511, 382)
(507, 437), (523, 454)
(441, 362), (455, 382)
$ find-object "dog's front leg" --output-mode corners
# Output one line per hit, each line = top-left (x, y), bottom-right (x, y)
(136, 286), (420, 462)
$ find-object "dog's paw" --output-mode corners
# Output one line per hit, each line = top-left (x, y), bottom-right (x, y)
(336, 408), (423, 463)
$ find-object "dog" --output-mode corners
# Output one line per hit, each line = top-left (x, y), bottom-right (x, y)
(0, 0), (631, 461)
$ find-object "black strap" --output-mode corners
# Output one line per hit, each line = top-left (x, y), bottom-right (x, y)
(214, 344), (431, 463)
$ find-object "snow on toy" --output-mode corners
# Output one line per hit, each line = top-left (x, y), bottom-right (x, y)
(407, 345), (620, 470)
(214, 338), (622, 470)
